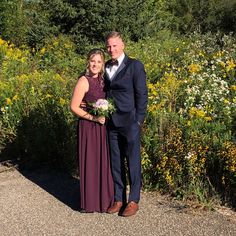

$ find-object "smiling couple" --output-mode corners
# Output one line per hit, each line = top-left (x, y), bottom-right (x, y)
(71, 31), (148, 217)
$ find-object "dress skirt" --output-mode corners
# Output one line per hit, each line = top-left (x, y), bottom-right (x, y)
(78, 119), (114, 212)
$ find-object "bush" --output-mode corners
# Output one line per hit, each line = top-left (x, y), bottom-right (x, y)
(136, 32), (236, 207)
(0, 35), (84, 172)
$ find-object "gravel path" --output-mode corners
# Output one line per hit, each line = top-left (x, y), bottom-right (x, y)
(0, 164), (236, 236)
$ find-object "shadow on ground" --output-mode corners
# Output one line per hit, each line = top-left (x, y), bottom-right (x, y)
(20, 168), (81, 211)
(0, 103), (81, 210)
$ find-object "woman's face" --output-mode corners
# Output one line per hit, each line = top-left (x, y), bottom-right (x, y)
(88, 54), (103, 77)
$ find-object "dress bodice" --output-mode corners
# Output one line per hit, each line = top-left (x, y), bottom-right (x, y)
(83, 75), (105, 103)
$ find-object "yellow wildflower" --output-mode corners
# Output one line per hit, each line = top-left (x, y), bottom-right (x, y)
(226, 59), (236, 71)
(188, 64), (201, 73)
(204, 116), (212, 122)
(199, 51), (205, 57)
(0, 38), (5, 45)
(230, 85), (236, 91)
(195, 109), (205, 118)
(147, 83), (155, 90)
(189, 107), (206, 118)
(189, 107), (198, 117)
(59, 98), (66, 106)
(6, 98), (12, 105)
(64, 43), (72, 49)
(53, 41), (59, 46)
(219, 61), (226, 68)
(165, 170), (174, 186)
(40, 47), (46, 54)
(215, 51), (222, 57)
(12, 95), (19, 101)
(45, 94), (52, 98)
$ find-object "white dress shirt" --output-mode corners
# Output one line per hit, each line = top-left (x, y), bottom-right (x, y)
(106, 53), (125, 79)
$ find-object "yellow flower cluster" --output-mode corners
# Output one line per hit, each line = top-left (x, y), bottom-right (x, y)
(188, 63), (201, 73)
(218, 57), (236, 72)
(220, 142), (236, 174)
(147, 82), (160, 114)
(141, 147), (152, 171)
(147, 72), (183, 114)
(0, 38), (6, 46)
(188, 107), (212, 121)
(0, 37), (30, 67)
(187, 145), (208, 177)
(230, 85), (236, 91)
(154, 126), (185, 188)
(4, 95), (19, 106)
(5, 98), (13, 105)
(164, 169), (174, 187)
(40, 47), (46, 54)
(226, 59), (236, 71)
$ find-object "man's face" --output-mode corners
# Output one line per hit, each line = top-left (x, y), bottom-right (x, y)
(106, 36), (125, 60)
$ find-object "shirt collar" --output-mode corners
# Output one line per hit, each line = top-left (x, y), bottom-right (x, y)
(116, 53), (125, 66)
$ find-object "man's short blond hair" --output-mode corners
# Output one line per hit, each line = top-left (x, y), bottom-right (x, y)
(106, 31), (123, 42)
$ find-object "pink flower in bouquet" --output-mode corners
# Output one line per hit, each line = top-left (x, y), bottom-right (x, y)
(90, 98), (116, 117)
(94, 99), (109, 111)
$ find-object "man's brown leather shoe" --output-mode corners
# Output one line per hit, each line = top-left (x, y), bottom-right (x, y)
(107, 201), (123, 214)
(122, 201), (139, 217)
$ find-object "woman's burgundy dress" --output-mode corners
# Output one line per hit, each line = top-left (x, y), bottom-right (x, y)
(77, 75), (114, 212)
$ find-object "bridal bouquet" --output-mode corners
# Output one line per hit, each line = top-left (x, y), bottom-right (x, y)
(89, 98), (116, 117)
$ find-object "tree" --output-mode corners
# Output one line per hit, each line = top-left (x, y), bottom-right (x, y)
(165, 0), (236, 33)
(39, 0), (164, 51)
(0, 0), (28, 45)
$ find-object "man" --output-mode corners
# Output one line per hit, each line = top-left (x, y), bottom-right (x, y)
(105, 31), (148, 217)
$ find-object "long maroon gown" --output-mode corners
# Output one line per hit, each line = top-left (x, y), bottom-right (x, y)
(77, 75), (114, 212)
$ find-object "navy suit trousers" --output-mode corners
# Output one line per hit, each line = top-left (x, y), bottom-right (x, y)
(107, 120), (141, 203)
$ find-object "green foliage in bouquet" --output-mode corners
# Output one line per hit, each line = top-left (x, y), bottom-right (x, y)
(88, 99), (116, 118)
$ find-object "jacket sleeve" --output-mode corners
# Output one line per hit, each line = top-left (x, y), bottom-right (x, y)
(133, 60), (148, 124)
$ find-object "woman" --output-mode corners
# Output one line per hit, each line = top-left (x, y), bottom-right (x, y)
(71, 49), (114, 213)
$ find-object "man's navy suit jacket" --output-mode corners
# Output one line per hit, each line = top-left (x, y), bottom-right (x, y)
(105, 55), (148, 127)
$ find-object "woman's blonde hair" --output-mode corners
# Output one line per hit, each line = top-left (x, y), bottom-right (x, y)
(85, 48), (105, 77)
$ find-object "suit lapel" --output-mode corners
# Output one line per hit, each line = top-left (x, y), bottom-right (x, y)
(105, 70), (111, 80)
(110, 55), (129, 82)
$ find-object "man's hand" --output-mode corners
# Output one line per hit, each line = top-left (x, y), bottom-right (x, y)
(96, 116), (106, 125)
(80, 101), (87, 108)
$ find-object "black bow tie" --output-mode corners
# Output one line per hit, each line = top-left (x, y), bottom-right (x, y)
(109, 60), (118, 66)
